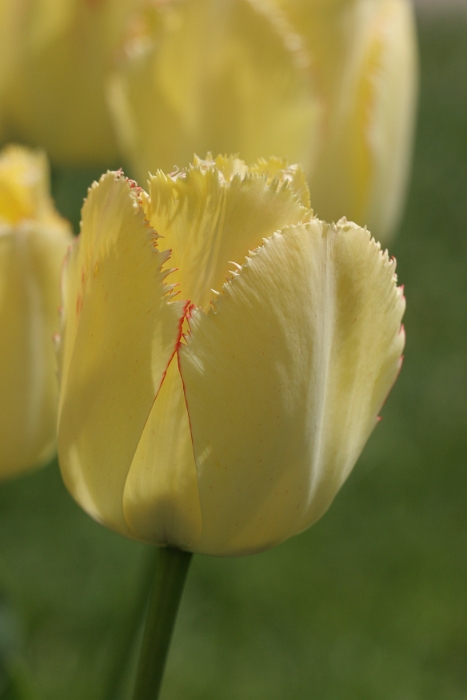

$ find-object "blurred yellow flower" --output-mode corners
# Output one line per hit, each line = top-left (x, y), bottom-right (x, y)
(108, 0), (319, 193)
(108, 0), (417, 243)
(0, 145), (72, 478)
(0, 0), (416, 239)
(0, 0), (137, 166)
(272, 0), (419, 243)
(57, 155), (405, 556)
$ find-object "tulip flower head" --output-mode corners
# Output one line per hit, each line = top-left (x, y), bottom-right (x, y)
(274, 0), (419, 243)
(0, 145), (72, 478)
(109, 0), (417, 243)
(0, 0), (137, 166)
(57, 155), (405, 556)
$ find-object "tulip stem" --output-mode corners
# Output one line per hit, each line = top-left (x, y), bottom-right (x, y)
(132, 547), (192, 700)
(103, 547), (159, 700)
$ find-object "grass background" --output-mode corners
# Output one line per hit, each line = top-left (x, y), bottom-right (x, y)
(0, 7), (465, 699)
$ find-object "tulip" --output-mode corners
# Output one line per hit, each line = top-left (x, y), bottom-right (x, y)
(271, 0), (419, 243)
(0, 0), (137, 166)
(57, 155), (405, 557)
(108, 0), (319, 192)
(108, 0), (417, 243)
(0, 145), (72, 478)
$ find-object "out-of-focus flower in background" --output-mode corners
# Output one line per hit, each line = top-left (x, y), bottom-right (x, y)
(0, 145), (72, 479)
(270, 0), (419, 243)
(56, 155), (405, 557)
(107, 0), (319, 191)
(0, 0), (137, 166)
(0, 0), (417, 242)
(0, 1), (21, 143)
(109, 0), (418, 243)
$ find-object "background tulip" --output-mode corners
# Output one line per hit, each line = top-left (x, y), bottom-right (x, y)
(108, 0), (417, 243)
(107, 0), (319, 180)
(0, 145), (72, 479)
(270, 0), (419, 244)
(0, 0), (137, 166)
(57, 156), (405, 557)
(0, 0), (417, 241)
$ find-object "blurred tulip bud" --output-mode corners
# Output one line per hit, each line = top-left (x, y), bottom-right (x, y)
(0, 145), (72, 478)
(108, 0), (319, 194)
(272, 0), (418, 242)
(108, 0), (417, 244)
(0, 0), (138, 166)
(57, 155), (405, 556)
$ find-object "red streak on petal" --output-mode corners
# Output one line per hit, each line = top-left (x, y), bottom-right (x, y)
(76, 294), (83, 316)
(127, 178), (143, 193)
(186, 302), (196, 320)
(135, 299), (192, 448)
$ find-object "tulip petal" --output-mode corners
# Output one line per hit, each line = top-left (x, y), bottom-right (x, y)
(194, 154), (311, 210)
(298, 0), (417, 242)
(123, 354), (202, 550)
(2, 0), (136, 165)
(108, 0), (319, 182)
(57, 172), (185, 537)
(364, 0), (418, 240)
(179, 219), (405, 556)
(249, 157), (311, 210)
(144, 159), (311, 311)
(0, 224), (69, 477)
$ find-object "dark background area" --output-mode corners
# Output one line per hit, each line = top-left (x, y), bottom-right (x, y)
(0, 7), (465, 699)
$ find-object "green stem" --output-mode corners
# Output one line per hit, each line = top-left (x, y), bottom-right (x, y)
(132, 547), (192, 700)
(103, 547), (159, 700)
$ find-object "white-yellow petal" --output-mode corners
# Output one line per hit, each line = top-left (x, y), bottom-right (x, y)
(57, 172), (186, 537)
(0, 223), (69, 478)
(1, 0), (137, 165)
(296, 0), (417, 242)
(108, 0), (319, 181)
(179, 218), (405, 556)
(0, 145), (64, 225)
(123, 354), (202, 550)
(144, 157), (311, 311)
(364, 0), (418, 240)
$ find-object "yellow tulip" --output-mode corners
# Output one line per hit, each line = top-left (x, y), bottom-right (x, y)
(57, 155), (405, 556)
(108, 0), (417, 243)
(272, 0), (418, 243)
(0, 145), (72, 478)
(107, 0), (319, 184)
(0, 0), (138, 166)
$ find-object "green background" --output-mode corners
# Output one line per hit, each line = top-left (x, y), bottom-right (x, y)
(0, 8), (466, 699)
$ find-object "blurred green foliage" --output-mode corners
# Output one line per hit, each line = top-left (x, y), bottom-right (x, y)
(0, 10), (465, 700)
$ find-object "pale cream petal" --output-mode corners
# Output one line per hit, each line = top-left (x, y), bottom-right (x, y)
(57, 172), (185, 537)
(0, 223), (70, 478)
(0, 145), (67, 226)
(248, 156), (311, 209)
(123, 354), (202, 550)
(144, 160), (311, 311)
(1, 0), (137, 165)
(179, 219), (405, 556)
(297, 0), (417, 242)
(108, 0), (319, 181)
(365, 0), (418, 241)
(269, 0), (368, 104)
